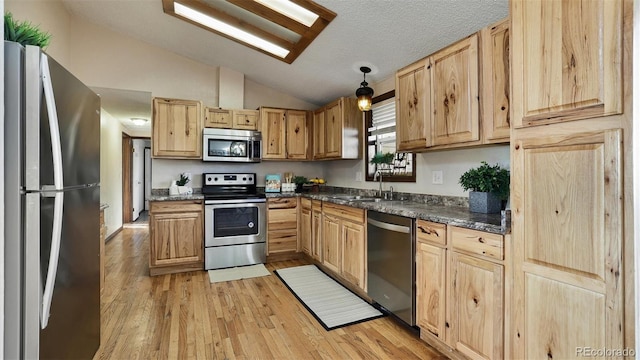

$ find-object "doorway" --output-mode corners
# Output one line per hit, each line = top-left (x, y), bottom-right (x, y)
(122, 134), (151, 225)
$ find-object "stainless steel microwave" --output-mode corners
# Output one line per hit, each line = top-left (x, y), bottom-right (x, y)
(202, 128), (262, 162)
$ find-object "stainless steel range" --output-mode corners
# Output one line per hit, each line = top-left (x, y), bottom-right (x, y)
(203, 173), (266, 270)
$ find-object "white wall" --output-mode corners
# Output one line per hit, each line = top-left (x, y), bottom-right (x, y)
(100, 110), (123, 237)
(153, 160), (324, 189)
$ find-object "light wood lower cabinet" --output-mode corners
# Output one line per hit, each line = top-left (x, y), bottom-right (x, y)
(299, 198), (312, 255)
(311, 200), (323, 262)
(416, 221), (505, 360)
(267, 198), (298, 258)
(149, 201), (204, 276)
(321, 203), (366, 291)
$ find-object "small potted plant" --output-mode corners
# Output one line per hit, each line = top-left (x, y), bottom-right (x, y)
(370, 152), (395, 165)
(292, 176), (308, 193)
(459, 161), (509, 213)
(4, 13), (52, 48)
(176, 173), (192, 194)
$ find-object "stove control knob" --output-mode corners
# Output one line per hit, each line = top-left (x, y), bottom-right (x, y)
(214, 177), (218, 182)
(243, 177), (247, 181)
(207, 177), (212, 182)
(248, 222), (254, 228)
(248, 176), (253, 181)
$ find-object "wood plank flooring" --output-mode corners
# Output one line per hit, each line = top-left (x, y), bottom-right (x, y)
(97, 227), (447, 360)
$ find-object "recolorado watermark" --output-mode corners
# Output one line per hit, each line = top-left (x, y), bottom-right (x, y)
(576, 347), (636, 357)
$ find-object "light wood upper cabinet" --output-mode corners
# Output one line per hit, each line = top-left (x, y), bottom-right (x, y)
(260, 107), (287, 159)
(396, 59), (432, 151)
(313, 109), (326, 159)
(285, 110), (310, 160)
(313, 97), (362, 160)
(204, 107), (233, 128)
(232, 110), (259, 130)
(431, 34), (480, 146)
(480, 18), (510, 143)
(149, 201), (204, 276)
(260, 107), (310, 160)
(510, 129), (623, 359)
(511, 0), (623, 127)
(152, 97), (202, 159)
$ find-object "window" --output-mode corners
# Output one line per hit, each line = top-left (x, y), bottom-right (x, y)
(365, 90), (416, 182)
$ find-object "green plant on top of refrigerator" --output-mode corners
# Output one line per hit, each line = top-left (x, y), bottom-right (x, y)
(4, 12), (52, 49)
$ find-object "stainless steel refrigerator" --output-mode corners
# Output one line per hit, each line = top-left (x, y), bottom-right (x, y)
(4, 42), (101, 359)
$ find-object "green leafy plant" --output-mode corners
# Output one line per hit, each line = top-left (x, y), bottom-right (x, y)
(4, 13), (52, 49)
(176, 173), (190, 186)
(292, 176), (308, 185)
(370, 152), (395, 165)
(459, 161), (510, 200)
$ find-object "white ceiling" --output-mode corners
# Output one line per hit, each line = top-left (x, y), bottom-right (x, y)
(64, 0), (508, 127)
(91, 87), (152, 134)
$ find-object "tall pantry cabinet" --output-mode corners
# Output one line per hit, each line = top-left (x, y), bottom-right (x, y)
(509, 0), (634, 358)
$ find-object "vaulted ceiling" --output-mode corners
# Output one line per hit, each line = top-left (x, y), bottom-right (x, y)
(62, 0), (508, 108)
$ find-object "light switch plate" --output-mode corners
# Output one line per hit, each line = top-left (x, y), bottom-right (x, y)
(432, 170), (443, 184)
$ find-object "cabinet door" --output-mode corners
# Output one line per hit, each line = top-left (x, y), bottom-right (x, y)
(431, 34), (480, 146)
(341, 220), (366, 291)
(233, 110), (259, 130)
(150, 211), (203, 267)
(481, 19), (510, 143)
(395, 59), (432, 151)
(511, 129), (623, 359)
(511, 0), (622, 127)
(324, 100), (342, 158)
(267, 207), (297, 254)
(313, 109), (326, 159)
(322, 214), (341, 274)
(448, 252), (503, 360)
(204, 107), (232, 128)
(152, 98), (202, 158)
(300, 206), (312, 255)
(286, 110), (309, 160)
(416, 241), (446, 340)
(259, 108), (287, 159)
(311, 208), (323, 261)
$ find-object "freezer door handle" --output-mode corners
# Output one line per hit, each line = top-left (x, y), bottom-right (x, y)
(41, 54), (64, 191)
(40, 191), (64, 329)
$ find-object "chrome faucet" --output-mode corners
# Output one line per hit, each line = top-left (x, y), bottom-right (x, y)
(374, 170), (383, 198)
(388, 186), (394, 200)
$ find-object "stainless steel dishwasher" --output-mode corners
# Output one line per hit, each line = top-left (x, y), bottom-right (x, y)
(367, 210), (415, 327)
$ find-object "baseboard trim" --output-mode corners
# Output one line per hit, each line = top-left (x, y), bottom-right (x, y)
(105, 226), (123, 242)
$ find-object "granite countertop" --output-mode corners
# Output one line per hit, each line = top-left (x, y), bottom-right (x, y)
(149, 189), (508, 235)
(267, 192), (508, 235)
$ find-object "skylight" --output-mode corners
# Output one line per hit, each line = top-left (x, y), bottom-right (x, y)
(163, 0), (336, 64)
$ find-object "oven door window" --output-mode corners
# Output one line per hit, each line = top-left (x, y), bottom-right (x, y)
(213, 207), (259, 237)
(207, 139), (248, 158)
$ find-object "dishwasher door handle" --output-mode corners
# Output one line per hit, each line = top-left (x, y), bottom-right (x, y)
(368, 218), (411, 234)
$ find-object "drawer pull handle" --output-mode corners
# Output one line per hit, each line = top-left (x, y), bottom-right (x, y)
(418, 226), (439, 236)
(478, 237), (485, 243)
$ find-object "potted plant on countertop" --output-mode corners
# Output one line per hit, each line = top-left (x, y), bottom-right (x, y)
(459, 161), (510, 214)
(292, 176), (308, 193)
(4, 12), (52, 48)
(176, 173), (192, 195)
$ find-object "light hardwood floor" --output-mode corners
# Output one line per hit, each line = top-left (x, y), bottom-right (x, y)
(97, 227), (447, 360)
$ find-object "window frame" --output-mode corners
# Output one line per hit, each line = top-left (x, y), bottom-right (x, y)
(364, 90), (416, 183)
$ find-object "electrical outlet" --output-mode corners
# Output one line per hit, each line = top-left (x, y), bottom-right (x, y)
(432, 170), (443, 185)
(355, 171), (363, 182)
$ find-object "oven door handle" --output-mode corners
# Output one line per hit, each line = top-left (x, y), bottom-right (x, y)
(205, 198), (266, 205)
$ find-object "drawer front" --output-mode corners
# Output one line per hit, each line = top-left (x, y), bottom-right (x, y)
(416, 220), (446, 246)
(311, 200), (323, 210)
(323, 202), (365, 224)
(267, 229), (298, 253)
(300, 197), (312, 209)
(267, 197), (297, 209)
(450, 226), (504, 261)
(150, 200), (203, 213)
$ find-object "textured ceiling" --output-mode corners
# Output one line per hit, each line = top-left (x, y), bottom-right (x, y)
(64, 0), (508, 108)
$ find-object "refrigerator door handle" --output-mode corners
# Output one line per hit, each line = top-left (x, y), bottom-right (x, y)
(40, 54), (64, 190)
(40, 191), (64, 329)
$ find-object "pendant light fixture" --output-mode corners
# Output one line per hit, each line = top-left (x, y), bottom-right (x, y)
(355, 66), (374, 111)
